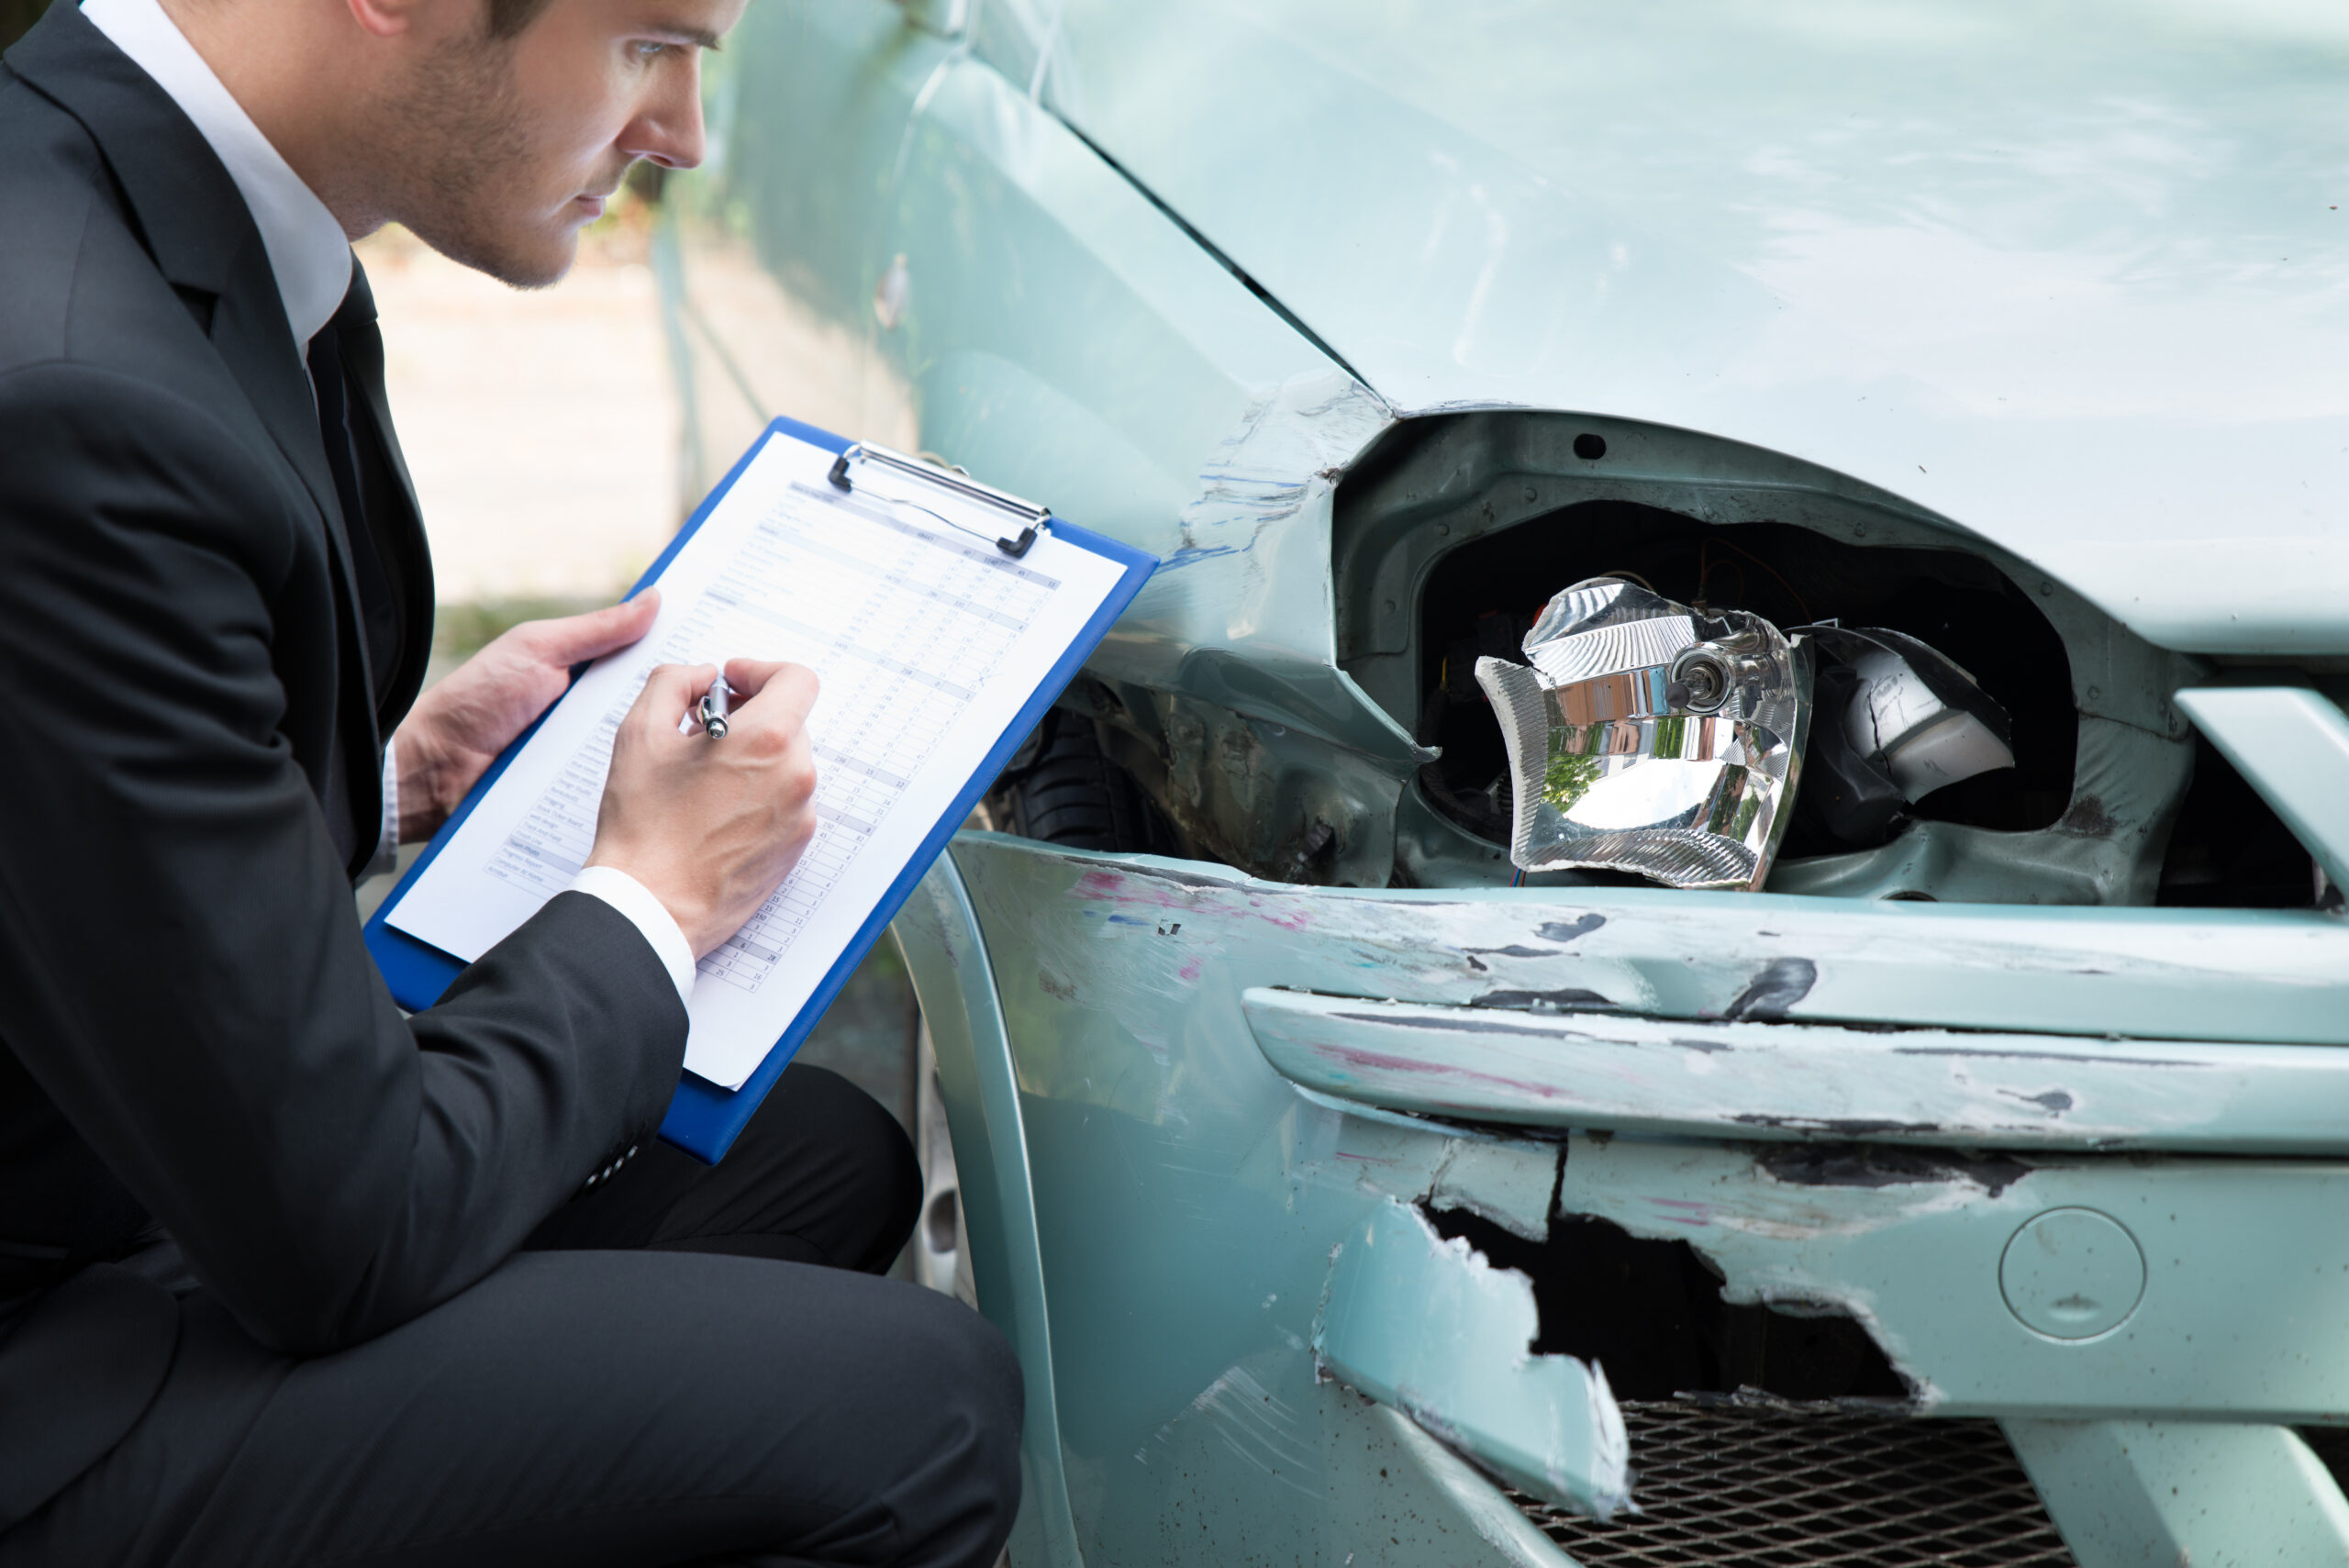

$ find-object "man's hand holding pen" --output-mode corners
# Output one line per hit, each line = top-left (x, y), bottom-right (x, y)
(590, 657), (822, 959)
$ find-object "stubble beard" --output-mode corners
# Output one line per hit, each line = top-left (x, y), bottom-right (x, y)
(381, 31), (573, 290)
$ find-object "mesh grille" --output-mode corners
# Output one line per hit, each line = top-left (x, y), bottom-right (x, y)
(1508, 1401), (2076, 1567)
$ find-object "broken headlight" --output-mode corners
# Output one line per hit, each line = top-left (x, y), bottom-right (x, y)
(1475, 578), (2015, 889)
(1475, 578), (1809, 890)
(1793, 624), (2016, 850)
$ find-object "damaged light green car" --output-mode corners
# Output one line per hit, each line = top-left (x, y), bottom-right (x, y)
(651, 1), (2349, 1563)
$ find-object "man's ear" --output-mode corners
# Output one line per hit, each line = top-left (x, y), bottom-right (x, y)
(345, 0), (430, 40)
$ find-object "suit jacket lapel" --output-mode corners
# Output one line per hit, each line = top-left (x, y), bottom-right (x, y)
(8, 6), (386, 862)
(10, 10), (345, 543)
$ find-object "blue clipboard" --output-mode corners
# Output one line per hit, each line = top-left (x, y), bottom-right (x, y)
(362, 416), (1157, 1162)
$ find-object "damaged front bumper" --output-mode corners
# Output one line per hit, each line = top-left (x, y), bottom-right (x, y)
(1317, 1196), (1631, 1519)
(896, 831), (2349, 1567)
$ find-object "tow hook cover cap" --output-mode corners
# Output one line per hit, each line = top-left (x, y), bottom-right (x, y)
(2000, 1207), (2145, 1340)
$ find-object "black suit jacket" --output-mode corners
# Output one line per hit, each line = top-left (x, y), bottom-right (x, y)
(0, 5), (688, 1530)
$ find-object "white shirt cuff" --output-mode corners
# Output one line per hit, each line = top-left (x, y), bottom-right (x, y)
(566, 866), (697, 1009)
(363, 738), (400, 878)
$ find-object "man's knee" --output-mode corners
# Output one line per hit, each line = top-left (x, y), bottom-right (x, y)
(776, 1064), (921, 1273)
(876, 1290), (1025, 1562)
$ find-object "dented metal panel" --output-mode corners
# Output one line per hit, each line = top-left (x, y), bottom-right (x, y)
(936, 833), (1642, 1561)
(865, 45), (1451, 854)
(1246, 987), (2349, 1153)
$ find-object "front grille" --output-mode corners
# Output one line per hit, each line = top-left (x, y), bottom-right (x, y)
(1507, 1400), (2075, 1567)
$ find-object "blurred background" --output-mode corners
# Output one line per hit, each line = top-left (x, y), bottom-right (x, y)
(361, 216), (677, 617)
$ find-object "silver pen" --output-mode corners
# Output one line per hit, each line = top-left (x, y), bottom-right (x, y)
(693, 674), (733, 740)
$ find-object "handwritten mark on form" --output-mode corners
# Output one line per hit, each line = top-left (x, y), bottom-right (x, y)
(386, 432), (1127, 1089)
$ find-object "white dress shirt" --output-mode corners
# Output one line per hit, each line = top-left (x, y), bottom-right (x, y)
(80, 0), (699, 1007)
(81, 0), (350, 349)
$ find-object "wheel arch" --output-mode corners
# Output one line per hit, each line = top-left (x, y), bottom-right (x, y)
(892, 850), (1085, 1567)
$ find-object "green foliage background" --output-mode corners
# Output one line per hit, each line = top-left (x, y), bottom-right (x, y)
(1, 0), (51, 51)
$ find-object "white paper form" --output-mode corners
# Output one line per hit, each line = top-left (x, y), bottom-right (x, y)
(388, 430), (1127, 1089)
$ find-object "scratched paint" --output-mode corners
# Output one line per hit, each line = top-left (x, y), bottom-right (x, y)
(1424, 1137), (1558, 1244)
(983, 836), (2349, 1050)
(1243, 988), (2349, 1154)
(938, 834), (1671, 1558)
(1141, 1360), (1324, 1501)
(1089, 366), (1414, 780)
(1169, 370), (1393, 565)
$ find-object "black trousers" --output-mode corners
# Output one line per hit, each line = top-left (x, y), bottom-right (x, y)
(0, 1065), (1022, 1568)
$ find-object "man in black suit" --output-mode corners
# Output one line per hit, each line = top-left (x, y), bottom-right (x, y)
(0, 0), (1021, 1561)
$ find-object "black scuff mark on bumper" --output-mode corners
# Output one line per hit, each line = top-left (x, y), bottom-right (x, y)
(1757, 1144), (2032, 1198)
(1536, 915), (1608, 943)
(1722, 958), (1819, 1022)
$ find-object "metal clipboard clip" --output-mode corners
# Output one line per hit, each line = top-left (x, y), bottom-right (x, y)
(827, 441), (1048, 559)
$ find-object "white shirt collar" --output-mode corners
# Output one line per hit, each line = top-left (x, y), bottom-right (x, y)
(81, 0), (353, 350)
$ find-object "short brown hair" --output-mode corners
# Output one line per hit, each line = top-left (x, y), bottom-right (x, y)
(485, 0), (556, 39)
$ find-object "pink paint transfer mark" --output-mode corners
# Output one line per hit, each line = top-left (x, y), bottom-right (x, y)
(1067, 867), (1315, 933)
(1312, 1042), (1563, 1099)
(1073, 870), (1132, 901)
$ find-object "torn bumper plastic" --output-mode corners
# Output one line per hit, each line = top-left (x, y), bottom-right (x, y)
(1315, 1198), (1631, 1519)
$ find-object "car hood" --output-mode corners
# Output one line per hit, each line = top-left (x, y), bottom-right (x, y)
(1036, 0), (2349, 654)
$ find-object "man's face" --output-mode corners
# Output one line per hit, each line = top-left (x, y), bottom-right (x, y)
(384, 0), (745, 287)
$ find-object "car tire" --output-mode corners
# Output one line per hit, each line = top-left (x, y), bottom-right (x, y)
(989, 709), (1176, 855)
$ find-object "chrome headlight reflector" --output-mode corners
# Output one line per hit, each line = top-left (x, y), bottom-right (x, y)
(1476, 578), (1810, 890)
